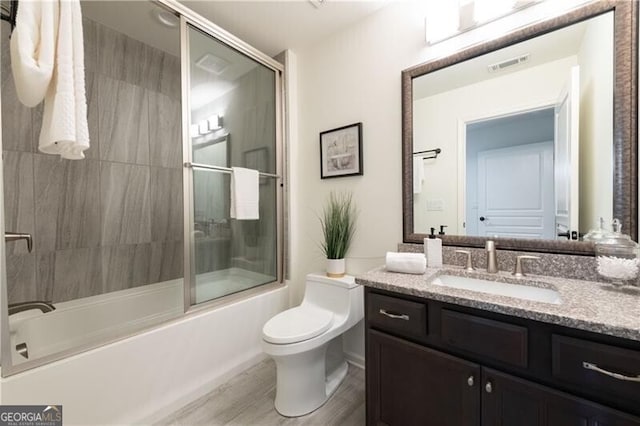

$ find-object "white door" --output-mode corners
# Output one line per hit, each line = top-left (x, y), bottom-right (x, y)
(477, 141), (555, 239)
(554, 66), (580, 240)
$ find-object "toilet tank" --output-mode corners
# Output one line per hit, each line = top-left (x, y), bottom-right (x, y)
(301, 273), (359, 316)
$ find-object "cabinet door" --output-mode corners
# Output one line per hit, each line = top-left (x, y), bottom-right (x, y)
(367, 329), (480, 426)
(481, 368), (640, 426)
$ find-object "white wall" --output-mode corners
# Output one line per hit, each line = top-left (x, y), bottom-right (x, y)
(291, 3), (426, 365)
(577, 13), (614, 232)
(290, 0), (597, 362)
(0, 286), (287, 425)
(413, 56), (575, 234)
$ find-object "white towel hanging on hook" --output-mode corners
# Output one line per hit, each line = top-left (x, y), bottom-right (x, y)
(10, 0), (90, 159)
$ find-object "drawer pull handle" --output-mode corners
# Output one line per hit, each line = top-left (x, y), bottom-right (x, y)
(379, 309), (410, 321)
(583, 362), (640, 383)
(467, 375), (474, 387)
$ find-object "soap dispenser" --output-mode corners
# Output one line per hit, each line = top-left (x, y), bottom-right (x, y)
(424, 228), (443, 268)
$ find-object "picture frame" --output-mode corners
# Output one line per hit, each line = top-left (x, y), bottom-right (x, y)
(319, 122), (363, 179)
(243, 146), (269, 185)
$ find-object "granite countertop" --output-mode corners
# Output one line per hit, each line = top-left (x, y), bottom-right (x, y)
(356, 266), (640, 342)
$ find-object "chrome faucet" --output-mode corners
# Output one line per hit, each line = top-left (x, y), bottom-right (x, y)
(8, 301), (55, 315)
(512, 255), (540, 278)
(486, 240), (498, 273)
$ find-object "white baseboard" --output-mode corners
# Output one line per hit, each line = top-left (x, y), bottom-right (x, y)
(345, 351), (365, 370)
(138, 352), (268, 425)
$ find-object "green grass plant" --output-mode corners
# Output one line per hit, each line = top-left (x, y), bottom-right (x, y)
(320, 192), (357, 260)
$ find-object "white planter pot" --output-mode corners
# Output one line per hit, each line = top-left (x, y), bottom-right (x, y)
(326, 258), (346, 278)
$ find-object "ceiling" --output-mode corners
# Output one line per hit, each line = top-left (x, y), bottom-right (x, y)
(179, 0), (388, 57)
(82, 1), (389, 60)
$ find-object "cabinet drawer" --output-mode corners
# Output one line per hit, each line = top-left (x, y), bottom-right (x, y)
(441, 309), (528, 368)
(552, 335), (640, 405)
(367, 293), (427, 339)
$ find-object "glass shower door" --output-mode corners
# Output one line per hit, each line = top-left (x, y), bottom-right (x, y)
(187, 26), (279, 305)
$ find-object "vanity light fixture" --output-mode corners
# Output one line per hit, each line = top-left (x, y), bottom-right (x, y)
(198, 121), (210, 135)
(474, 0), (518, 24)
(207, 115), (222, 130)
(425, 0), (541, 45)
(191, 115), (224, 138)
(190, 124), (200, 138)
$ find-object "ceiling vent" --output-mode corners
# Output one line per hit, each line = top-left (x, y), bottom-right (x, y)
(309, 0), (326, 9)
(488, 54), (529, 73)
(195, 53), (230, 75)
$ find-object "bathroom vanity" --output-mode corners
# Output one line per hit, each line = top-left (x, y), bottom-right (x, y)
(357, 268), (640, 426)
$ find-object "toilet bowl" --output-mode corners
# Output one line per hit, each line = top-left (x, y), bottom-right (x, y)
(261, 273), (363, 417)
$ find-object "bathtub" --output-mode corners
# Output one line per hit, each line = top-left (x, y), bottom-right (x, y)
(9, 279), (184, 365)
(8, 267), (277, 366)
(1, 278), (288, 425)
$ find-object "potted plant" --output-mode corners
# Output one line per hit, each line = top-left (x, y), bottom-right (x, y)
(319, 191), (357, 278)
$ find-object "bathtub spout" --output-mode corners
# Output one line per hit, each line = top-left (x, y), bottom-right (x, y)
(8, 301), (56, 315)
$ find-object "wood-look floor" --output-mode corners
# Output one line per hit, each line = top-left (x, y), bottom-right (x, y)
(156, 359), (365, 426)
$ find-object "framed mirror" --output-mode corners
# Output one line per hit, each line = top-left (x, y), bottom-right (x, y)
(402, 0), (637, 254)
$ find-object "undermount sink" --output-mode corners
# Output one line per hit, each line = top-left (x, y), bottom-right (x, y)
(431, 274), (562, 305)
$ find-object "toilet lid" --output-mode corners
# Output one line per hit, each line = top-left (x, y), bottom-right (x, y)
(262, 306), (334, 344)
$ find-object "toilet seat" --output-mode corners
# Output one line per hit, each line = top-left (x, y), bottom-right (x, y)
(262, 306), (334, 344)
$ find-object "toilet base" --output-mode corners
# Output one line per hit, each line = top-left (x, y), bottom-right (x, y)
(272, 344), (349, 418)
(325, 359), (349, 400)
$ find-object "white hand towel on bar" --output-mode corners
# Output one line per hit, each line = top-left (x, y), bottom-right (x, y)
(230, 167), (260, 220)
(10, 0), (90, 159)
(413, 157), (424, 194)
(385, 252), (426, 275)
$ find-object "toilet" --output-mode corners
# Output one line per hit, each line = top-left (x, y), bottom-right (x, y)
(261, 273), (364, 417)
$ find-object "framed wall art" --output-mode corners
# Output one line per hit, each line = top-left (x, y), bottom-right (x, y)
(319, 122), (363, 179)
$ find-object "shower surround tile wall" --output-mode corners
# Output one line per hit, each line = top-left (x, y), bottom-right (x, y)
(1, 19), (183, 304)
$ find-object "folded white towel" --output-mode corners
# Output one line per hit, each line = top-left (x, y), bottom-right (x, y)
(230, 167), (259, 220)
(11, 0), (90, 160)
(385, 252), (426, 275)
(413, 157), (424, 194)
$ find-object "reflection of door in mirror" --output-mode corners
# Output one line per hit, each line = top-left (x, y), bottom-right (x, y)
(412, 11), (613, 240)
(475, 139), (554, 239)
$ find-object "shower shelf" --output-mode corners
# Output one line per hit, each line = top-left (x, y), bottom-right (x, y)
(185, 162), (280, 179)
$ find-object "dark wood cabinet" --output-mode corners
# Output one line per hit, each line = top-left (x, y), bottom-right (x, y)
(482, 368), (640, 426)
(365, 288), (640, 426)
(367, 329), (480, 426)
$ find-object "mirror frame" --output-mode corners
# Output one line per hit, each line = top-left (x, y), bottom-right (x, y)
(402, 0), (638, 255)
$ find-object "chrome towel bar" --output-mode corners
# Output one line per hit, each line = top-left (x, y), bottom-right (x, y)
(184, 162), (280, 179)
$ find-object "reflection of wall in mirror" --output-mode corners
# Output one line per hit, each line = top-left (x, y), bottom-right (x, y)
(413, 56), (575, 235)
(577, 13), (613, 233)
